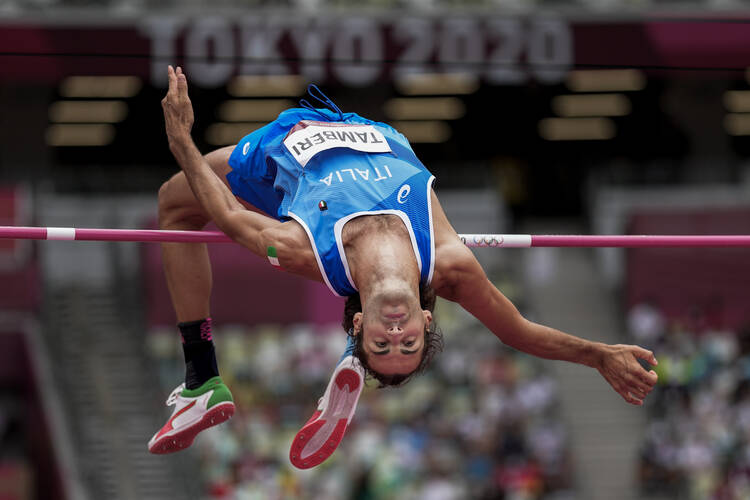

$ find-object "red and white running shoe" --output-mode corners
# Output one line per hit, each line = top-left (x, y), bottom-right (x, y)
(148, 376), (235, 454)
(290, 355), (365, 469)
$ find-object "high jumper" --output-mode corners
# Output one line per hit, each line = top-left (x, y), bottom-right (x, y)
(137, 66), (658, 466)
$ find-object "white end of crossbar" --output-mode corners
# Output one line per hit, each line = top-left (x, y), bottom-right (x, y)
(461, 234), (532, 248)
(499, 234), (533, 247)
(46, 227), (76, 240)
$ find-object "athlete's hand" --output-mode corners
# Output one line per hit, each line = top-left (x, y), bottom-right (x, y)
(161, 65), (194, 148)
(596, 344), (658, 405)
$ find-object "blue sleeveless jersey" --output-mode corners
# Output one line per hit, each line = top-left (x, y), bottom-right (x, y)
(227, 107), (436, 297)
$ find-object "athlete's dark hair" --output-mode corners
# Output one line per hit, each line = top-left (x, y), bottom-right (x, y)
(341, 285), (444, 388)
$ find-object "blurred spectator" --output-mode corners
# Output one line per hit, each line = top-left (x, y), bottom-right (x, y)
(634, 305), (750, 499)
(627, 299), (666, 348)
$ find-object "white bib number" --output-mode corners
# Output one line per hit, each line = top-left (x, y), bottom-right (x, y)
(284, 121), (392, 167)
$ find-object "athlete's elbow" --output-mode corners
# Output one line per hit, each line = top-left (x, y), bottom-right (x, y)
(257, 227), (278, 253)
(257, 227), (299, 270)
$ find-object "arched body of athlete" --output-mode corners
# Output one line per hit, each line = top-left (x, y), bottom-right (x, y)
(148, 66), (658, 463)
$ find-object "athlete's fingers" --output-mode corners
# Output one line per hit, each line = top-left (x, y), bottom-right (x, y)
(624, 376), (652, 396)
(633, 367), (658, 386)
(610, 377), (644, 405)
(175, 66), (188, 96)
(633, 346), (658, 366)
(167, 65), (177, 95)
(625, 392), (644, 406)
(612, 381), (632, 402)
(626, 383), (648, 400)
(617, 384), (643, 405)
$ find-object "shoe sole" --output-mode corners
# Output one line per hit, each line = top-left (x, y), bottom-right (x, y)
(289, 368), (362, 469)
(148, 402), (235, 455)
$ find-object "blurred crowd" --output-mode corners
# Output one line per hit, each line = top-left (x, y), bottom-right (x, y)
(149, 299), (575, 500)
(629, 303), (750, 500)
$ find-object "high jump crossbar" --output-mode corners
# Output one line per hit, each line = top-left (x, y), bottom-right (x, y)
(2, 226), (750, 248)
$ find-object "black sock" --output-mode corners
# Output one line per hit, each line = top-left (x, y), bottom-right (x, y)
(178, 318), (219, 390)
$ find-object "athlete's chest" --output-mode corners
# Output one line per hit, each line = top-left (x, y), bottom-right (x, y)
(340, 214), (407, 248)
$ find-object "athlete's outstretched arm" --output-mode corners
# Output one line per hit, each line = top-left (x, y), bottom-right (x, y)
(161, 65), (281, 257)
(439, 242), (658, 406)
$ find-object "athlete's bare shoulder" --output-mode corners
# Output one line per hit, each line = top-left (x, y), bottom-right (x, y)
(429, 189), (482, 302)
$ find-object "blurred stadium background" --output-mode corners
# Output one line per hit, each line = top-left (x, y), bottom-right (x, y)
(3, 0), (750, 499)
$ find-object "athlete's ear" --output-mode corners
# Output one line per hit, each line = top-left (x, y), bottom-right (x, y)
(422, 310), (432, 329)
(352, 312), (363, 335)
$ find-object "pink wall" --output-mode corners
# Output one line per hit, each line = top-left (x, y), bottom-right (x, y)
(626, 208), (750, 331)
(142, 229), (344, 328)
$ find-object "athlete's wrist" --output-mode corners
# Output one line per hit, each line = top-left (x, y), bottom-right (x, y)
(167, 133), (193, 152)
(576, 341), (607, 369)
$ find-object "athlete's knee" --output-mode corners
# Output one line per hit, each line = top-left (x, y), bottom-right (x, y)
(158, 174), (208, 230)
(204, 146), (235, 177)
(157, 174), (181, 215)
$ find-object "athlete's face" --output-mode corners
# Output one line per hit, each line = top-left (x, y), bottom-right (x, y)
(353, 306), (432, 376)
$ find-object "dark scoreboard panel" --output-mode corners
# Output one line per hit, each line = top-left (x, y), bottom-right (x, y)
(1, 14), (748, 213)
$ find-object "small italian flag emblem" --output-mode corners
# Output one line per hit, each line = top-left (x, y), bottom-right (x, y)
(267, 246), (281, 268)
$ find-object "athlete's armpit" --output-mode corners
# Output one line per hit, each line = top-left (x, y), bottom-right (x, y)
(432, 241), (485, 303)
(429, 188), (478, 299)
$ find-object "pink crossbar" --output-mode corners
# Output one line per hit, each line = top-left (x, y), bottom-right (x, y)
(531, 235), (750, 248)
(0, 226), (233, 243)
(2, 226), (750, 247)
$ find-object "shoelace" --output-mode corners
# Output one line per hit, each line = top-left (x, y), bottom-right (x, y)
(299, 84), (344, 121)
(165, 383), (186, 406)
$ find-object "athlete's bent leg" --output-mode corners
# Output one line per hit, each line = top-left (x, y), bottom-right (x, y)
(158, 145), (261, 321)
(150, 145), (241, 454)
(158, 165), (213, 323)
